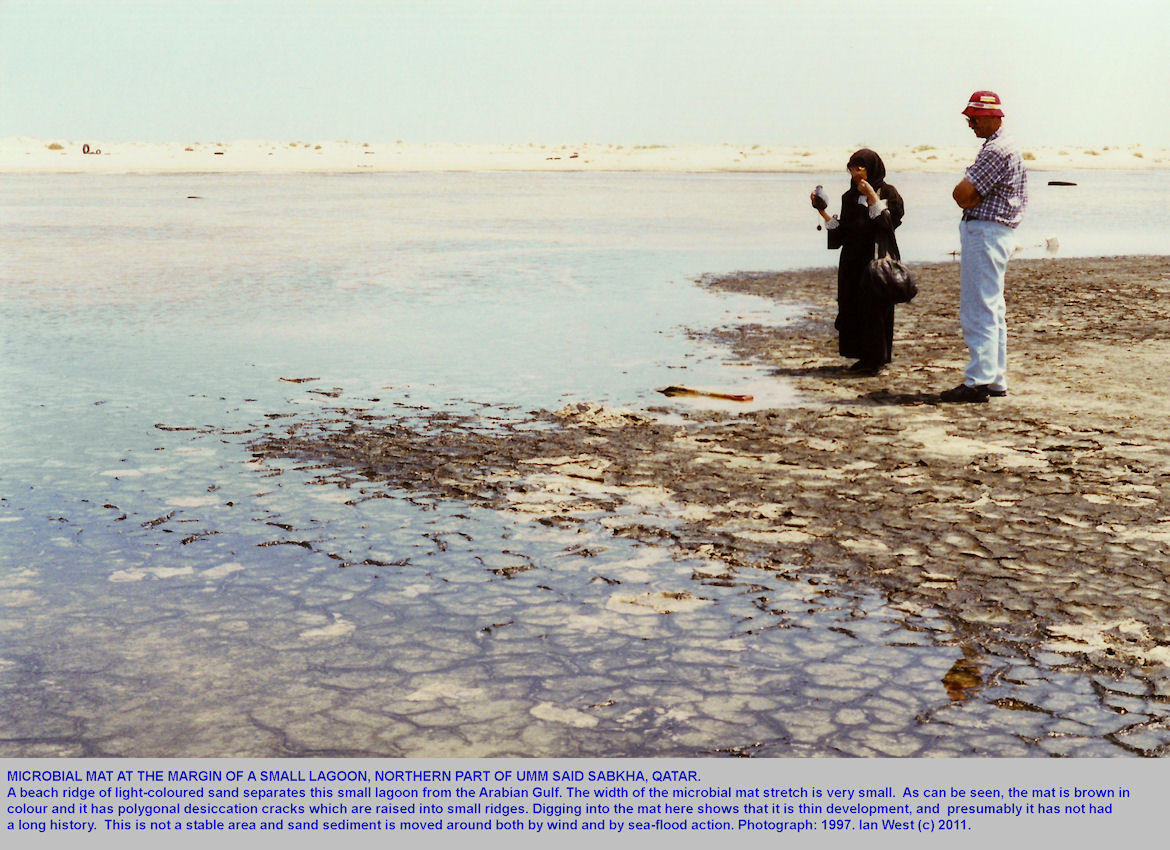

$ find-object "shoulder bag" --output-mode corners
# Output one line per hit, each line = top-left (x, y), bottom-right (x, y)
(866, 243), (917, 304)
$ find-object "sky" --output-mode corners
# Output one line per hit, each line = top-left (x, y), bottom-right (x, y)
(2, 0), (1168, 148)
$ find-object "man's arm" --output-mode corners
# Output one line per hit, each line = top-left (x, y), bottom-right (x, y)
(953, 179), (981, 209)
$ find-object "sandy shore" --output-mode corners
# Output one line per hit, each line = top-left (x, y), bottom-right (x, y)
(3, 137), (1168, 174)
(248, 255), (1170, 733)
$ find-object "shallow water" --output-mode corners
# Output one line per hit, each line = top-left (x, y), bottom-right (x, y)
(1, 171), (1166, 757)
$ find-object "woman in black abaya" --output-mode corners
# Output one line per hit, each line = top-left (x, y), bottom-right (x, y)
(811, 148), (905, 374)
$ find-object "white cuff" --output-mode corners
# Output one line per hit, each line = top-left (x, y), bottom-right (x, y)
(825, 216), (840, 230)
(867, 199), (889, 219)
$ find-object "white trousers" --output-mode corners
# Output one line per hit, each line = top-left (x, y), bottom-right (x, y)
(959, 219), (1015, 390)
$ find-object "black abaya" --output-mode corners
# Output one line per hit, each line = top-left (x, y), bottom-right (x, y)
(825, 149), (905, 366)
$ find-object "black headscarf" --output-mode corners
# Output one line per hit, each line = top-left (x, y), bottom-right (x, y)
(846, 148), (886, 190)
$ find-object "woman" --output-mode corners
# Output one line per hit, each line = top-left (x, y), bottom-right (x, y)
(812, 148), (905, 375)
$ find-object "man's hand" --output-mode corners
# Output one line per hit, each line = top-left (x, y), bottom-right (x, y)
(953, 179), (981, 209)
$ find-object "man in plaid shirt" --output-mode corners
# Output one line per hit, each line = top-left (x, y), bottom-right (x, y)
(941, 90), (1029, 403)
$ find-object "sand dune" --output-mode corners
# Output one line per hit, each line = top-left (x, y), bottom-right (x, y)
(3, 137), (1166, 174)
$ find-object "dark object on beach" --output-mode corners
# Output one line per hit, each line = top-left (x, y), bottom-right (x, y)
(1047, 180), (1077, 186)
(866, 255), (918, 303)
(82, 144), (101, 155)
(658, 385), (754, 402)
(187, 195), (202, 199)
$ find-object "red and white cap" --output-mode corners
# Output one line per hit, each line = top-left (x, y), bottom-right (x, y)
(962, 91), (1005, 118)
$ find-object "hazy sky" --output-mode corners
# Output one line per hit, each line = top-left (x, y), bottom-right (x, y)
(3, 0), (1167, 147)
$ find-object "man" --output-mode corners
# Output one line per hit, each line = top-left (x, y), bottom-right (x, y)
(941, 90), (1029, 403)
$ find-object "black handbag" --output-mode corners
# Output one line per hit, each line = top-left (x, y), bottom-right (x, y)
(866, 248), (917, 304)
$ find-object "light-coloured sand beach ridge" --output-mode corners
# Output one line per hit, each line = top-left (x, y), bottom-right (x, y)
(4, 137), (1168, 174)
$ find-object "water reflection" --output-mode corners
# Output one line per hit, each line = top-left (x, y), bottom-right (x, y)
(942, 654), (984, 703)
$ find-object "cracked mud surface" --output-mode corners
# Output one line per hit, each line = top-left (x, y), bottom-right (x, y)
(5, 257), (1168, 758)
(235, 256), (1170, 756)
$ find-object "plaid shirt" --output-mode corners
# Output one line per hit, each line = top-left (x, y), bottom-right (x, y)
(965, 129), (1028, 228)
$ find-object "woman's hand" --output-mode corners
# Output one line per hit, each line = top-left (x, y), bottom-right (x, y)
(810, 190), (831, 220)
(856, 179), (879, 204)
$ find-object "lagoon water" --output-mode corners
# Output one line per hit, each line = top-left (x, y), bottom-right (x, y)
(1, 171), (1165, 757)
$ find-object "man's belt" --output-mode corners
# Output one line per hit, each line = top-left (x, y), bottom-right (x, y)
(961, 211), (1018, 228)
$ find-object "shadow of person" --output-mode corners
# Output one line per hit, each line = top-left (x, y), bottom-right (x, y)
(767, 364), (873, 380)
(858, 389), (941, 406)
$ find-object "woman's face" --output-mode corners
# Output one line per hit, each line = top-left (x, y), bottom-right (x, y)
(848, 164), (867, 183)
